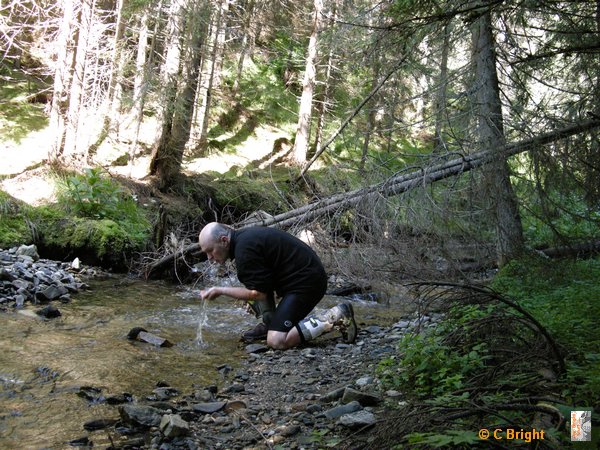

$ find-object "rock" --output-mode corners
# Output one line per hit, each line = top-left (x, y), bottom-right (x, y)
(36, 284), (68, 302)
(245, 343), (269, 354)
(355, 376), (374, 387)
(68, 436), (92, 447)
(276, 424), (301, 437)
(119, 404), (162, 427)
(160, 414), (190, 438)
(338, 410), (377, 429)
(36, 304), (61, 319)
(105, 393), (133, 405)
(224, 400), (247, 412)
(341, 387), (381, 406)
(127, 327), (147, 340)
(71, 257), (81, 270)
(0, 268), (15, 281)
(83, 418), (118, 431)
(137, 331), (173, 347)
(323, 401), (362, 420)
(16, 244), (39, 261)
(393, 320), (410, 329)
(152, 387), (179, 400)
(77, 386), (103, 402)
(320, 386), (347, 403)
(192, 401), (226, 414)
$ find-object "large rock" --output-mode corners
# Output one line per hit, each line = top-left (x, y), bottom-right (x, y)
(323, 401), (362, 420)
(341, 387), (381, 406)
(36, 304), (61, 319)
(16, 244), (39, 261)
(36, 284), (68, 302)
(119, 404), (162, 427)
(338, 410), (377, 429)
(160, 414), (190, 438)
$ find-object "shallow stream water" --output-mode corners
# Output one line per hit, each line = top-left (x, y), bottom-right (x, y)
(0, 276), (409, 449)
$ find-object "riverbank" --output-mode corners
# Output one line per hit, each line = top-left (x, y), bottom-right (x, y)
(73, 312), (438, 449)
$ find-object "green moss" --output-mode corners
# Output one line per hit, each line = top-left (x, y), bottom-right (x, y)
(0, 190), (32, 247)
(40, 216), (147, 259)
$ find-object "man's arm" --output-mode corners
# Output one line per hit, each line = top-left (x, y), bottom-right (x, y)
(200, 286), (267, 302)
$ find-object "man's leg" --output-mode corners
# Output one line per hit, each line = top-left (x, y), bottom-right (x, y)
(242, 293), (276, 342)
(296, 302), (358, 344)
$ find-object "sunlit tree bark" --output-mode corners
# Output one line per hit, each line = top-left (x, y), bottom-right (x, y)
(49, 0), (77, 161)
(292, 0), (323, 164)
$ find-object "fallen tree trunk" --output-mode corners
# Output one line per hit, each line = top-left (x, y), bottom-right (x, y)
(144, 119), (600, 277)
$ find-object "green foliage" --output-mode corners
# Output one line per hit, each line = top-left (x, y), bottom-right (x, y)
(492, 255), (600, 404)
(377, 308), (490, 397)
(405, 430), (480, 448)
(55, 168), (150, 254)
(519, 188), (600, 248)
(0, 190), (32, 247)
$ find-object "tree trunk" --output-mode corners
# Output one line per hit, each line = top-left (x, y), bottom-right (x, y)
(472, 8), (524, 266)
(310, 0), (338, 160)
(62, 0), (94, 165)
(292, 0), (323, 164)
(49, 0), (77, 161)
(434, 20), (451, 153)
(232, 0), (256, 95)
(194, 0), (225, 153)
(149, 0), (185, 185)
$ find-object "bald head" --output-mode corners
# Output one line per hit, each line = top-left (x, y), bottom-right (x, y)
(199, 222), (233, 264)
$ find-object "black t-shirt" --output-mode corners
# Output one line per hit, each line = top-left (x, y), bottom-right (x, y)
(229, 227), (327, 297)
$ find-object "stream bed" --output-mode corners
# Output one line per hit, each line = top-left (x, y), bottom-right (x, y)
(0, 276), (406, 449)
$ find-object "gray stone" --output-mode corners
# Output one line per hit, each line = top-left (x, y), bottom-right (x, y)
(36, 284), (68, 302)
(320, 386), (347, 403)
(192, 401), (226, 414)
(245, 343), (269, 354)
(338, 410), (377, 429)
(160, 414), (190, 438)
(355, 376), (374, 387)
(323, 401), (362, 420)
(393, 320), (410, 329)
(119, 404), (162, 427)
(137, 331), (173, 347)
(341, 387), (381, 406)
(16, 244), (39, 260)
(0, 268), (15, 281)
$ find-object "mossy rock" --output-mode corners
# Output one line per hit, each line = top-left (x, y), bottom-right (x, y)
(37, 217), (149, 270)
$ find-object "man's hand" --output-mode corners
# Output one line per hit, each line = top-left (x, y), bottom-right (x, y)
(200, 287), (221, 300)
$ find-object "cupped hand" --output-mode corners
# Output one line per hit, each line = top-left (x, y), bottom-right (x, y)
(200, 287), (221, 300)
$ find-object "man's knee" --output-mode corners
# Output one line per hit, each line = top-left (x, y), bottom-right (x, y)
(267, 330), (290, 350)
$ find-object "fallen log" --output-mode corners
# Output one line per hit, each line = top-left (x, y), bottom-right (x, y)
(144, 119), (600, 277)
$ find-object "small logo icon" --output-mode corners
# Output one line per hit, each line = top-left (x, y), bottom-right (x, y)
(571, 410), (592, 441)
(284, 320), (292, 328)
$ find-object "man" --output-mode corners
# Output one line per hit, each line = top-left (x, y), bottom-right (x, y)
(198, 222), (357, 350)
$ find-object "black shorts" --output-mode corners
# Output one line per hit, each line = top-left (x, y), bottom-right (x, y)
(269, 286), (326, 333)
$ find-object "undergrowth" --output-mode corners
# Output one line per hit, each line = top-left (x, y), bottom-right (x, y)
(369, 261), (600, 449)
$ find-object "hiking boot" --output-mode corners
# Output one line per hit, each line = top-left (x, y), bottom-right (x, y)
(333, 302), (358, 344)
(241, 322), (268, 342)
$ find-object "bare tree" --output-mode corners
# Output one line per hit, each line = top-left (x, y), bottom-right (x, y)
(292, 0), (323, 164)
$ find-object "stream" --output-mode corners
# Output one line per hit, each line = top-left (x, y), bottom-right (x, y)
(0, 276), (406, 449)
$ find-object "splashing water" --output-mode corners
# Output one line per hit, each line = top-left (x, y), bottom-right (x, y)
(196, 298), (208, 346)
